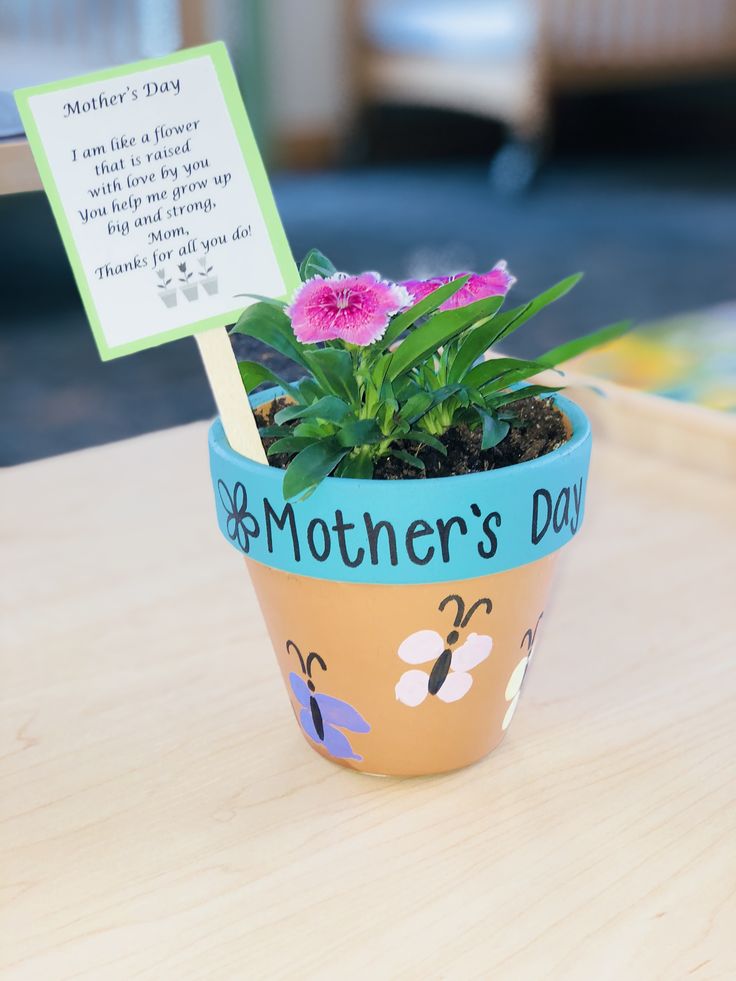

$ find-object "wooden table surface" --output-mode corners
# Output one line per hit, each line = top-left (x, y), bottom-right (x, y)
(2, 421), (735, 980)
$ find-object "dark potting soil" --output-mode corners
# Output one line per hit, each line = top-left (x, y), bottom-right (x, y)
(256, 396), (568, 479)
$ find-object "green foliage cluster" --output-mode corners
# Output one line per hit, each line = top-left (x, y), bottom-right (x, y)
(233, 250), (628, 499)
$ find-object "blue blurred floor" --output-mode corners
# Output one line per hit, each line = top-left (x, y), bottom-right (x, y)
(1, 157), (735, 465)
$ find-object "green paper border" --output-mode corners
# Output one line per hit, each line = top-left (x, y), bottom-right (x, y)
(14, 42), (300, 360)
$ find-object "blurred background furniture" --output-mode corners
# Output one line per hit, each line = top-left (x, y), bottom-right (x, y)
(354, 0), (736, 187)
(0, 0), (213, 195)
(2, 0), (736, 465)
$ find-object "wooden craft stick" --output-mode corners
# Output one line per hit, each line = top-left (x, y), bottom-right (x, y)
(195, 327), (268, 464)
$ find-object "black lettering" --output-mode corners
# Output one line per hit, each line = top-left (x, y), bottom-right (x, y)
(405, 519), (435, 565)
(363, 513), (398, 566)
(531, 489), (552, 544)
(571, 478), (583, 534)
(553, 487), (570, 533)
(436, 516), (468, 563)
(264, 498), (300, 561)
(332, 510), (365, 568)
(307, 518), (331, 561)
(478, 511), (501, 559)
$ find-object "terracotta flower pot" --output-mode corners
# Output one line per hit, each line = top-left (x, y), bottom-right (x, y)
(208, 389), (591, 776)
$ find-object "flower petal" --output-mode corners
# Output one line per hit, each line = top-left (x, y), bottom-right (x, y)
(314, 693), (370, 733)
(439, 262), (516, 311)
(401, 276), (450, 304)
(232, 481), (247, 516)
(322, 724), (361, 760)
(501, 693), (520, 731)
(287, 272), (408, 346)
(505, 656), (529, 701)
(289, 672), (310, 708)
(217, 479), (234, 513)
(436, 671), (473, 703)
(398, 629), (444, 664)
(235, 520), (249, 552)
(451, 632), (492, 672)
(395, 669), (430, 707)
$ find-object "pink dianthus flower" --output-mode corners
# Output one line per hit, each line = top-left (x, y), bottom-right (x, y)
(402, 260), (515, 311)
(287, 272), (411, 346)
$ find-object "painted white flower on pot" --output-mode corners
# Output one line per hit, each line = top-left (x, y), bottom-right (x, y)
(396, 595), (493, 707)
(502, 613), (544, 731)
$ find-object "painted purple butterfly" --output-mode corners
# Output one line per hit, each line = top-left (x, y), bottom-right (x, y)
(287, 641), (370, 761)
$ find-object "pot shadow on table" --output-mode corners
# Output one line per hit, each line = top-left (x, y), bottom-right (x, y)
(1, 152), (735, 466)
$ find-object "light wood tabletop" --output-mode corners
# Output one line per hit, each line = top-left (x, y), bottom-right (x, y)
(2, 419), (735, 980)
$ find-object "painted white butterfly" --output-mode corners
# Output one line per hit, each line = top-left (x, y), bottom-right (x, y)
(395, 595), (493, 708)
(502, 613), (544, 730)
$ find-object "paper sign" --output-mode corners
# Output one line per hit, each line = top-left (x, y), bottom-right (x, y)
(15, 43), (299, 359)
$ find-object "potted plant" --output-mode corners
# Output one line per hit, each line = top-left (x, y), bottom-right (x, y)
(208, 250), (628, 776)
(155, 267), (177, 308)
(197, 253), (219, 295)
(178, 261), (198, 302)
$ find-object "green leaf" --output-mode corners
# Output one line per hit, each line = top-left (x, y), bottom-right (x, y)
(282, 440), (348, 499)
(483, 367), (560, 397)
(389, 448), (425, 471)
(233, 292), (287, 308)
(231, 302), (308, 369)
(537, 319), (632, 366)
(335, 419), (382, 447)
(294, 421), (326, 438)
(496, 409), (525, 425)
(455, 388), (470, 408)
(487, 274), (583, 349)
(368, 351), (392, 394)
(303, 348), (360, 405)
(258, 424), (292, 438)
(393, 374), (420, 402)
(335, 453), (375, 479)
(275, 395), (351, 425)
(398, 383), (464, 425)
(403, 430), (448, 455)
(387, 295), (504, 382)
(267, 436), (317, 455)
(464, 357), (549, 391)
(397, 391), (434, 425)
(379, 377), (398, 414)
(477, 409), (510, 450)
(450, 317), (526, 383)
(237, 360), (300, 400)
(296, 377), (323, 403)
(299, 248), (337, 281)
(489, 384), (562, 408)
(378, 275), (471, 350)
(428, 383), (464, 411)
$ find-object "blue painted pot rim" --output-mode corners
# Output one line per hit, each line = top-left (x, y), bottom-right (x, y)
(208, 388), (592, 585)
